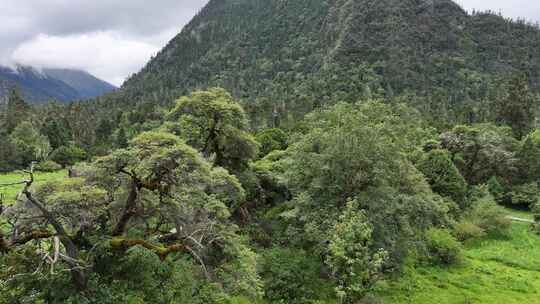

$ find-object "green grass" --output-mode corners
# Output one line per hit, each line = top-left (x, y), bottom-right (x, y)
(504, 207), (534, 221)
(377, 222), (540, 304)
(0, 170), (68, 205)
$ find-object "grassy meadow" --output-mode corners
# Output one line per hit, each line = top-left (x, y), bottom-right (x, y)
(377, 219), (540, 304)
(0, 170), (68, 205)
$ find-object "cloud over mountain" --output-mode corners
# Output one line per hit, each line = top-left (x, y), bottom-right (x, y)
(0, 0), (209, 86)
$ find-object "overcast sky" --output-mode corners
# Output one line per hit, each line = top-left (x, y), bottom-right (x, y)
(1, 0), (538, 86)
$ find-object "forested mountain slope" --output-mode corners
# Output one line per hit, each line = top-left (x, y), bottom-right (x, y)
(119, 0), (540, 125)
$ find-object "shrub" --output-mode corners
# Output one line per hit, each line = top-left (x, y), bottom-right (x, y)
(510, 183), (540, 208)
(259, 247), (330, 304)
(417, 149), (468, 208)
(50, 145), (87, 168)
(468, 195), (512, 237)
(453, 220), (486, 241)
(35, 160), (63, 172)
(487, 176), (506, 204)
(255, 128), (288, 158)
(425, 228), (463, 265)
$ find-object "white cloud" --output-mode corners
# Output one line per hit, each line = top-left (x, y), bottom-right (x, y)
(11, 32), (160, 86)
(0, 0), (209, 86)
(457, 0), (540, 23)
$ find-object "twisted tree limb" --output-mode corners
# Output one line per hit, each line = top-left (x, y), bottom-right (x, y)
(110, 238), (186, 261)
(19, 164), (88, 290)
(112, 178), (141, 236)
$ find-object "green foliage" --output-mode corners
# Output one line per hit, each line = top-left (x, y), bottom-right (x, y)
(4, 87), (31, 133)
(326, 200), (387, 302)
(95, 130), (260, 296)
(114, 127), (129, 149)
(496, 73), (535, 139)
(0, 130), (19, 172)
(50, 144), (87, 167)
(9, 121), (52, 166)
(95, 118), (114, 143)
(425, 228), (463, 265)
(454, 188), (512, 241)
(281, 101), (448, 268)
(417, 149), (468, 208)
(467, 193), (512, 237)
(441, 124), (519, 185)
(40, 117), (73, 150)
(118, 0), (540, 129)
(35, 160), (63, 172)
(487, 176), (506, 203)
(255, 128), (288, 158)
(3, 2), (540, 301)
(509, 183), (540, 207)
(0, 130), (261, 302)
(259, 247), (331, 304)
(453, 219), (487, 241)
(166, 88), (258, 172)
(517, 129), (540, 183)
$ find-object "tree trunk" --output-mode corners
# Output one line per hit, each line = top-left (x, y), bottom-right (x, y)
(23, 189), (88, 290)
(113, 179), (139, 236)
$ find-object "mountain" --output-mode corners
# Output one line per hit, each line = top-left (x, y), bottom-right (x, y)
(42, 68), (117, 100)
(0, 65), (116, 104)
(119, 0), (540, 126)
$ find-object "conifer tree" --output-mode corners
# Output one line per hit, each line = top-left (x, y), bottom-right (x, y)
(5, 87), (30, 133)
(497, 74), (534, 139)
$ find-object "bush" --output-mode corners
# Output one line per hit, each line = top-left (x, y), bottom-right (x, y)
(453, 220), (486, 241)
(425, 228), (463, 265)
(255, 128), (288, 158)
(487, 176), (506, 204)
(50, 145), (87, 168)
(454, 192), (512, 240)
(510, 183), (540, 208)
(469, 196), (512, 237)
(35, 160), (63, 172)
(417, 149), (468, 208)
(259, 247), (330, 304)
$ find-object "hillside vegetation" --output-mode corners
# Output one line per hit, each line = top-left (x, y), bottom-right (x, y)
(1, 0), (540, 303)
(121, 0), (540, 127)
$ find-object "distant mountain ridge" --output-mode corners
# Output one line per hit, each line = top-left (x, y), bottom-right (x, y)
(0, 65), (116, 104)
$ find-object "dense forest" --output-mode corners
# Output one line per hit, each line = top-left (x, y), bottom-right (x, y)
(1, 0), (540, 303)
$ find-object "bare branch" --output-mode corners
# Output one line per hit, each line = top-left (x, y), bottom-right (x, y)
(0, 181), (27, 187)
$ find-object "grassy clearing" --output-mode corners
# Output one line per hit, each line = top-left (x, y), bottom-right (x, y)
(0, 170), (68, 204)
(505, 207), (534, 221)
(377, 221), (540, 304)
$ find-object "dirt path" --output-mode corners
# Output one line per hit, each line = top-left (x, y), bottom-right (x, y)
(506, 216), (535, 224)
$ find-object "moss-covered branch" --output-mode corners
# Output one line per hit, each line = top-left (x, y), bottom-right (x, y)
(110, 238), (186, 260)
(0, 230), (54, 253)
